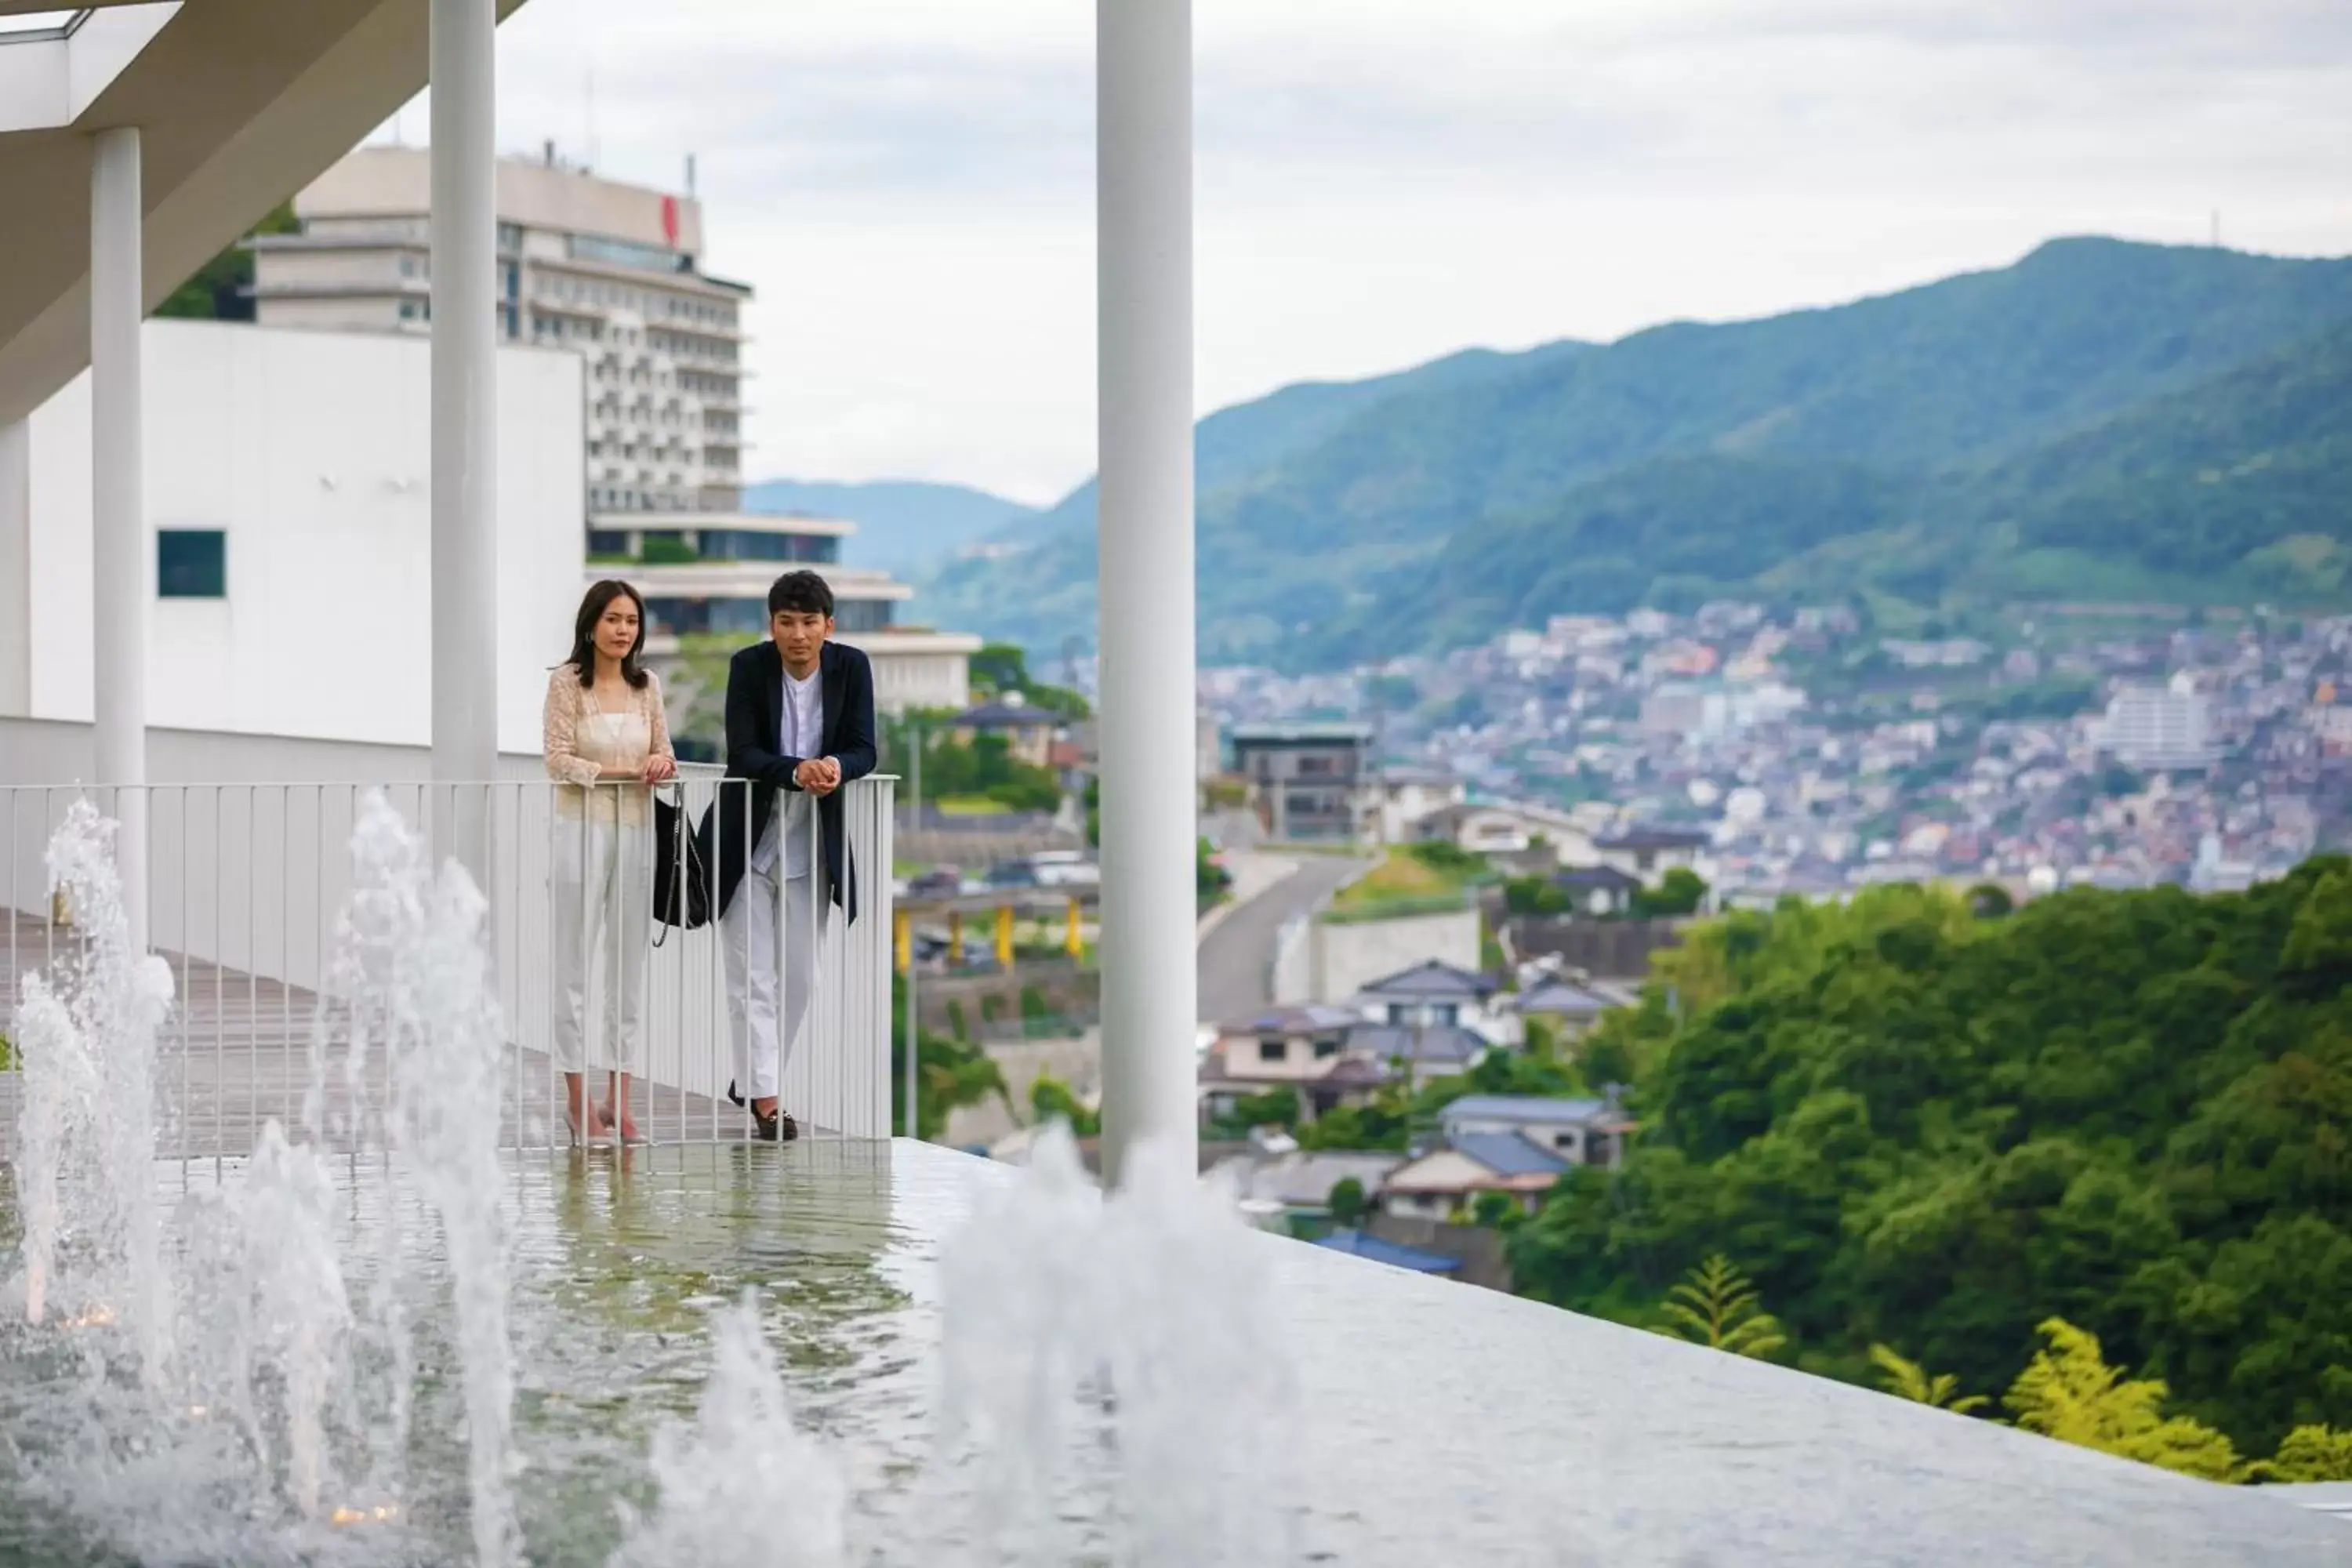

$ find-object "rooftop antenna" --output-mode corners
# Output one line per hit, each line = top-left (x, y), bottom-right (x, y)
(686, 153), (698, 198)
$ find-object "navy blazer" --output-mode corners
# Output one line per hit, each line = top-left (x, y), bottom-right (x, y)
(714, 639), (878, 923)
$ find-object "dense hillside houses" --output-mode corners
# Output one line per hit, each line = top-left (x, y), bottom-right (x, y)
(1202, 601), (2352, 900)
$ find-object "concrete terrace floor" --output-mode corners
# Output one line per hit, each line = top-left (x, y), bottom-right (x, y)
(0, 910), (742, 1159)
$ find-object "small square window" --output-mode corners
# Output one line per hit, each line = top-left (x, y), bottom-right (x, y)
(1258, 1039), (1286, 1064)
(158, 529), (226, 599)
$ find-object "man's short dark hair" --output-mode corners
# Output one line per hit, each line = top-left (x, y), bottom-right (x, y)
(768, 569), (833, 619)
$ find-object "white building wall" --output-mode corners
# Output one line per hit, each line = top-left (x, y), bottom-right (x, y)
(19, 320), (583, 758)
(850, 634), (977, 714)
(1309, 909), (1483, 1007)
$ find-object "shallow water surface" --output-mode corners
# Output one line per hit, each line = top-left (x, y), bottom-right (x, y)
(0, 1141), (961, 1567)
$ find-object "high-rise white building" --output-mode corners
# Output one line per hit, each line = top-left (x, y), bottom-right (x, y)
(2098, 676), (2216, 771)
(254, 144), (746, 516)
(253, 144), (978, 712)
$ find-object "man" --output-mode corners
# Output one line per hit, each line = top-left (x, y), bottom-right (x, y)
(713, 569), (877, 1140)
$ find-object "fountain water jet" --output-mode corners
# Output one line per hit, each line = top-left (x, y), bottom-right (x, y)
(612, 1290), (848, 1568)
(5, 793), (519, 1565)
(13, 800), (175, 1389)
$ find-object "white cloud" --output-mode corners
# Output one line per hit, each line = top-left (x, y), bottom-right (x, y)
(380, 0), (2352, 503)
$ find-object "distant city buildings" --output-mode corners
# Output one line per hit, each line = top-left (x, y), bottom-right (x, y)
(1199, 600), (2351, 902)
(255, 143), (978, 713)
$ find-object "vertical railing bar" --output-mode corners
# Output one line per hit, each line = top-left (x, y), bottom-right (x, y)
(212, 785), (223, 1179)
(179, 786), (191, 1174)
(811, 789), (824, 1140)
(245, 783), (257, 1158)
(280, 782), (291, 1150)
(313, 784), (324, 1150)
(511, 782), (523, 1156)
(669, 779), (684, 1146)
(858, 784), (869, 1138)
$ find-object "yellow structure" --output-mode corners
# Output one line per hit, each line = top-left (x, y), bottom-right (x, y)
(995, 905), (1016, 969)
(1067, 895), (1085, 957)
(894, 908), (913, 973)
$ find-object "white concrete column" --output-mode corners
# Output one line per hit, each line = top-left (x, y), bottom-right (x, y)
(430, 0), (498, 881)
(90, 126), (147, 953)
(0, 417), (29, 717)
(1094, 0), (1197, 1187)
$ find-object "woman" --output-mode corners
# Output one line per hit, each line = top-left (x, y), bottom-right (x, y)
(543, 579), (676, 1143)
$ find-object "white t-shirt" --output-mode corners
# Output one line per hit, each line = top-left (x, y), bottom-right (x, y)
(753, 666), (825, 880)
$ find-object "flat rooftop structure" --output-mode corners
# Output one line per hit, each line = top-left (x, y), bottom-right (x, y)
(1230, 723), (1376, 746)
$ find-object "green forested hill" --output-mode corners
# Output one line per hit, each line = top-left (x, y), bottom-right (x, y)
(916, 341), (1589, 651)
(1508, 869), (2352, 1456)
(921, 239), (2352, 666)
(1983, 318), (2352, 592)
(1329, 317), (2352, 654)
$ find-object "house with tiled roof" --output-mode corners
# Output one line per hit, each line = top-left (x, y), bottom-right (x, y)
(1198, 1004), (1387, 1127)
(1379, 1131), (1570, 1221)
(1351, 958), (1515, 1046)
(1439, 1093), (1636, 1169)
(1511, 975), (1617, 1040)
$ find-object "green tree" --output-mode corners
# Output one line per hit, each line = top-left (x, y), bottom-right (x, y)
(1657, 1254), (1787, 1359)
(1504, 875), (1570, 916)
(1869, 1343), (1989, 1414)
(158, 200), (299, 321)
(1029, 1073), (1101, 1137)
(1327, 1176), (1369, 1227)
(1965, 882), (2015, 920)
(1504, 868), (2352, 1457)
(2003, 1319), (2242, 1482)
(1632, 866), (1709, 918)
(1470, 1191), (1522, 1230)
(891, 977), (1007, 1142)
(2250, 1425), (2352, 1483)
(918, 730), (1062, 814)
(1197, 837), (1232, 902)
(1206, 1086), (1300, 1141)
(968, 641), (1089, 717)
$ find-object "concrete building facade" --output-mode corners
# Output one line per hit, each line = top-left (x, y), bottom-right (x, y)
(258, 144), (980, 714)
(255, 143), (746, 517)
(2, 319), (583, 753)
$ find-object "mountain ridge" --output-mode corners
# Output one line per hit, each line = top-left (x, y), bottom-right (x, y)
(920, 238), (2352, 666)
(742, 477), (1040, 577)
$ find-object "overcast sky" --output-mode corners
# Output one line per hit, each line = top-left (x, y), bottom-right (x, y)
(377, 0), (2352, 505)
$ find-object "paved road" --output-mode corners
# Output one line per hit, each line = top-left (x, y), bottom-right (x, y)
(1196, 853), (1368, 1027)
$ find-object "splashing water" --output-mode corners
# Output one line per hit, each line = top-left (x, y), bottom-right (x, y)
(612, 1290), (848, 1568)
(6, 795), (1300, 1567)
(332, 797), (521, 1566)
(5, 792), (518, 1565)
(12, 800), (176, 1386)
(918, 1123), (1295, 1566)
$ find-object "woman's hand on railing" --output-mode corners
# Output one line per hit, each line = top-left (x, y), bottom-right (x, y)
(641, 754), (677, 786)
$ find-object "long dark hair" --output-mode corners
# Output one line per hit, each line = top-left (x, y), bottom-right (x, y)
(568, 579), (651, 688)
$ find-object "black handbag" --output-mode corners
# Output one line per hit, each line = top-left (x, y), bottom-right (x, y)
(652, 788), (713, 939)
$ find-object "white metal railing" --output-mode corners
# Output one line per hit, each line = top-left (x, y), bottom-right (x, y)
(0, 775), (896, 1160)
